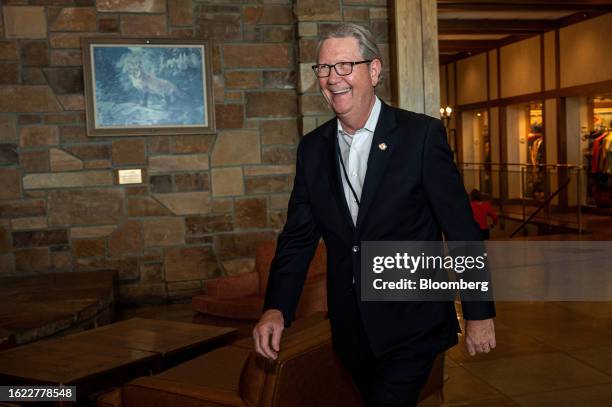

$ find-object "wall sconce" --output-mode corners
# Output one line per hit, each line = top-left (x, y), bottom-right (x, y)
(440, 106), (452, 128)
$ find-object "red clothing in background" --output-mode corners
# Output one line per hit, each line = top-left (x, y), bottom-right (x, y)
(470, 201), (498, 230)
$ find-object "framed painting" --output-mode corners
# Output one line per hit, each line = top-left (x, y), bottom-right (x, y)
(82, 38), (215, 136)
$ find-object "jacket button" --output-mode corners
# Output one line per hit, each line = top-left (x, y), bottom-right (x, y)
(352, 245), (359, 253)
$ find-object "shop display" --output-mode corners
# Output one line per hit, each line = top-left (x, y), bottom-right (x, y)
(585, 99), (612, 206)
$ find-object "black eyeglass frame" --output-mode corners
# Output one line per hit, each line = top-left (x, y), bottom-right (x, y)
(311, 60), (373, 78)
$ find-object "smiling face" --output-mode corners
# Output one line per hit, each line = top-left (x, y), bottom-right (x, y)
(317, 37), (381, 133)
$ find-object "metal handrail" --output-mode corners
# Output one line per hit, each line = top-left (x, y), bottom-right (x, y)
(509, 178), (572, 238)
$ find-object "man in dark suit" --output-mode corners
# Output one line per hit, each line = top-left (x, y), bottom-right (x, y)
(253, 23), (496, 406)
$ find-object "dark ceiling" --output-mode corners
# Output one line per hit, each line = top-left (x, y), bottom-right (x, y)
(437, 0), (612, 64)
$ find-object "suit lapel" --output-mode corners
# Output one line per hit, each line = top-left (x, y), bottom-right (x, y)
(323, 121), (355, 232)
(355, 102), (398, 232)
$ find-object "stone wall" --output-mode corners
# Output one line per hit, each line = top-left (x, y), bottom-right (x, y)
(0, 0), (298, 304)
(295, 0), (392, 134)
(0, 0), (393, 304)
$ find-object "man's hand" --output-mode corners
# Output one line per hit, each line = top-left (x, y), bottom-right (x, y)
(465, 318), (496, 356)
(253, 309), (285, 360)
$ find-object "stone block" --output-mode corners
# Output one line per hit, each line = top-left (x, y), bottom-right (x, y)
(270, 210), (287, 229)
(48, 189), (123, 226)
(128, 197), (172, 217)
(19, 150), (47, 173)
(0, 115), (17, 141)
(154, 191), (210, 215)
(98, 15), (119, 33)
(21, 41), (49, 66)
(263, 70), (296, 89)
(0, 168), (21, 200)
(15, 247), (49, 272)
(109, 220), (143, 257)
(50, 8), (96, 31)
(12, 229), (68, 248)
(112, 139), (145, 165)
(0, 85), (62, 112)
(65, 144), (110, 160)
(150, 175), (173, 193)
(299, 38), (317, 62)
(118, 282), (167, 304)
(169, 0), (193, 26)
(298, 22), (317, 38)
(60, 126), (87, 143)
(211, 167), (244, 197)
(3, 6), (47, 39)
(140, 262), (163, 282)
(51, 250), (71, 270)
(23, 171), (113, 189)
(148, 136), (171, 154)
(77, 257), (139, 281)
(215, 104), (244, 129)
(245, 175), (289, 194)
(97, 0), (166, 12)
(174, 134), (214, 153)
(294, 0), (341, 21)
(43, 67), (83, 94)
(0, 199), (46, 218)
(175, 172), (209, 191)
(73, 239), (106, 258)
(343, 7), (369, 21)
(0, 63), (19, 84)
(142, 218), (185, 247)
(0, 226), (11, 253)
(43, 113), (79, 125)
(71, 225), (116, 239)
(211, 130), (260, 166)
(57, 94), (85, 111)
(186, 213), (232, 234)
(370, 7), (387, 19)
(21, 68), (48, 85)
(120, 14), (167, 36)
(50, 50), (82, 66)
(223, 44), (291, 68)
(222, 258), (255, 276)
(225, 71), (260, 89)
(11, 216), (47, 230)
(165, 246), (219, 282)
(299, 62), (317, 93)
(270, 193), (290, 210)
(260, 119), (298, 145)
(149, 154), (208, 174)
(211, 198), (233, 213)
(242, 165), (294, 177)
(20, 125), (59, 147)
(0, 41), (18, 60)
(0, 144), (18, 165)
(262, 146), (296, 164)
(214, 231), (277, 259)
(194, 7), (241, 41)
(301, 94), (330, 115)
(371, 20), (389, 42)
(246, 91), (297, 118)
(235, 197), (267, 229)
(262, 26), (293, 43)
(243, 5), (293, 25)
(50, 148), (83, 171)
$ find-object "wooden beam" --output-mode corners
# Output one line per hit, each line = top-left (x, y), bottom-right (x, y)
(439, 19), (557, 34)
(438, 1), (612, 12)
(439, 39), (500, 52)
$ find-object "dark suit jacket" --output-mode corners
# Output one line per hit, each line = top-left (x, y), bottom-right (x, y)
(264, 101), (495, 358)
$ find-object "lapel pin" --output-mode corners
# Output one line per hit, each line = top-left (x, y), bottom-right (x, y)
(378, 143), (387, 151)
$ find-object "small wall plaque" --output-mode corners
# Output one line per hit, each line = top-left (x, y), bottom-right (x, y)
(118, 169), (142, 184)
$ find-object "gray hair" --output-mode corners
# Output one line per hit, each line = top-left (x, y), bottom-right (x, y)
(316, 23), (383, 84)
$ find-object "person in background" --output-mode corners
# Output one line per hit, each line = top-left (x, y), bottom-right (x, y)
(470, 189), (498, 240)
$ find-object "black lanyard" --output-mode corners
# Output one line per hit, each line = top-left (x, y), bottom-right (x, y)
(336, 136), (360, 207)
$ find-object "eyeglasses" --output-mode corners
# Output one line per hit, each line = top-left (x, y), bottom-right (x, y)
(311, 60), (372, 78)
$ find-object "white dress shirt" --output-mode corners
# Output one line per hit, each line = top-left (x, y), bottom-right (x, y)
(337, 97), (382, 225)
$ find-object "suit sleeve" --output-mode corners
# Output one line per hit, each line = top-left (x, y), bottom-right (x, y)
(263, 140), (322, 327)
(422, 118), (496, 321)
